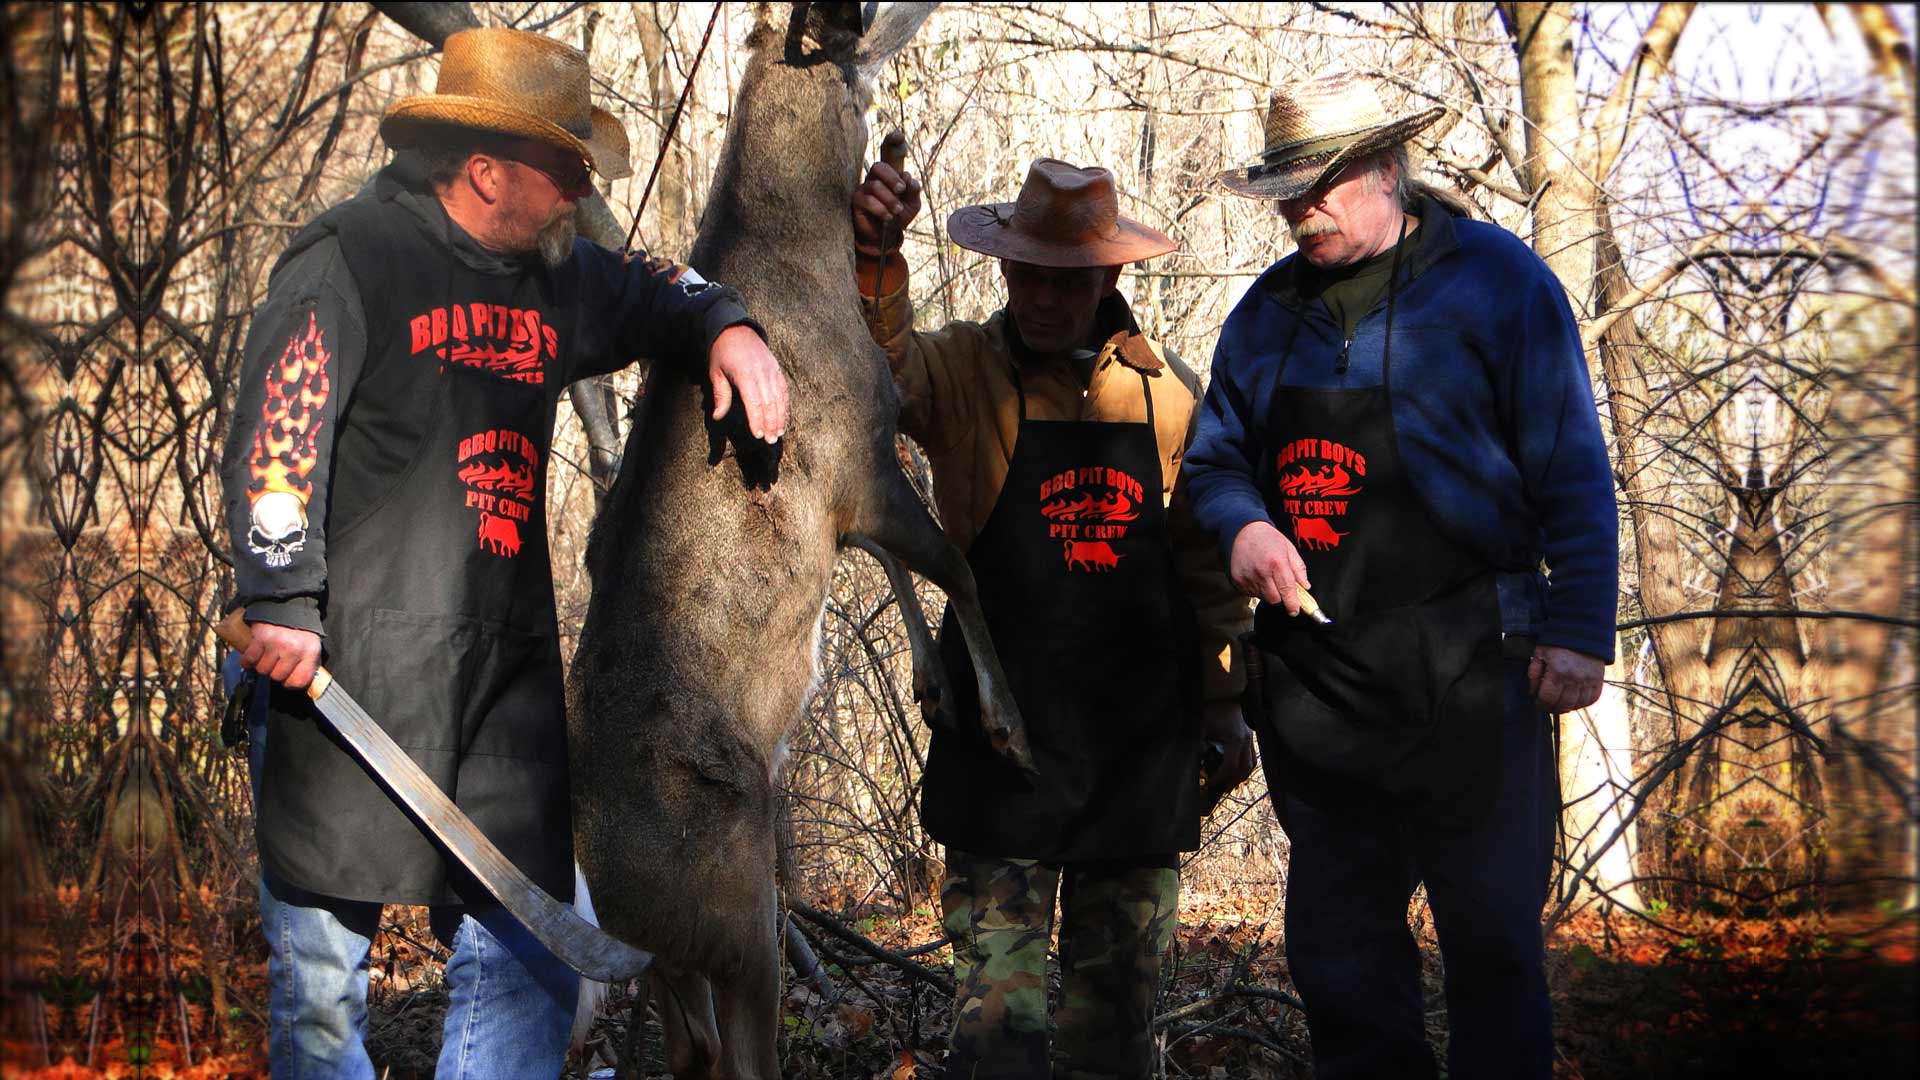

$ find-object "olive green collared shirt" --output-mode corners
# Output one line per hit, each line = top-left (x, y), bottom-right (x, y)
(1303, 236), (1403, 341)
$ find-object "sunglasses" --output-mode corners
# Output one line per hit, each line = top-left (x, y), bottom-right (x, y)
(496, 145), (594, 199)
(1276, 159), (1373, 214)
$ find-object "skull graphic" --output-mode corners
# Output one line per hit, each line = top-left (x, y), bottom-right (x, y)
(248, 490), (308, 568)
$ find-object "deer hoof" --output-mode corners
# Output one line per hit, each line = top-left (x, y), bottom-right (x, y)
(989, 722), (1037, 774)
(912, 671), (943, 706)
(920, 695), (953, 733)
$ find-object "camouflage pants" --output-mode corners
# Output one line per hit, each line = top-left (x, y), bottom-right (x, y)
(939, 850), (1179, 1080)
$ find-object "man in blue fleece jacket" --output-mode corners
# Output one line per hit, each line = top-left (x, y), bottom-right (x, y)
(1184, 73), (1618, 1078)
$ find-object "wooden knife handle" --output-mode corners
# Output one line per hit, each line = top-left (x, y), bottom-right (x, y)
(214, 608), (333, 698)
(880, 129), (907, 174)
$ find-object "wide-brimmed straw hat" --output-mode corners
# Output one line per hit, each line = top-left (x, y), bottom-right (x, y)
(947, 159), (1176, 268)
(381, 28), (632, 180)
(1217, 71), (1441, 200)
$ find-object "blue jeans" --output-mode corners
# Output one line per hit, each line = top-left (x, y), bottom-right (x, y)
(231, 655), (578, 1078)
(1267, 663), (1557, 1080)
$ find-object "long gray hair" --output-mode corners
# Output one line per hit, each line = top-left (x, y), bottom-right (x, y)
(1374, 143), (1478, 220)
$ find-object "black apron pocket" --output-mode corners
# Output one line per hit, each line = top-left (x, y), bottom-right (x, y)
(460, 623), (567, 765)
(365, 607), (482, 754)
(1256, 573), (1508, 828)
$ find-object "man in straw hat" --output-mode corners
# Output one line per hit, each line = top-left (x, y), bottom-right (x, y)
(1183, 71), (1617, 1076)
(219, 27), (786, 1076)
(851, 143), (1254, 1078)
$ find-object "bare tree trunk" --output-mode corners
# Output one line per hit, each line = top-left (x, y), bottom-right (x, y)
(1500, 3), (1596, 314)
(1504, 2), (1644, 910)
(1585, 2), (1694, 184)
(370, 0), (478, 46)
(1849, 3), (1917, 131)
(1801, 325), (1918, 907)
(1696, 442), (1817, 911)
(1504, 3), (1715, 913)
(637, 3), (691, 252)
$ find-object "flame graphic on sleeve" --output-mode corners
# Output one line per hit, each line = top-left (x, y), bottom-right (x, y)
(247, 311), (333, 510)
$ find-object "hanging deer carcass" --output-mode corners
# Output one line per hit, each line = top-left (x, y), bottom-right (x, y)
(566, 4), (1026, 1076)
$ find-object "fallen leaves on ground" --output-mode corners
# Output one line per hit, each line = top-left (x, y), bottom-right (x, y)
(1547, 907), (1920, 1078)
(16, 891), (1915, 1078)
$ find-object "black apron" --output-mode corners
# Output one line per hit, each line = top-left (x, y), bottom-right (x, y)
(254, 186), (573, 905)
(923, 359), (1202, 861)
(1251, 245), (1510, 830)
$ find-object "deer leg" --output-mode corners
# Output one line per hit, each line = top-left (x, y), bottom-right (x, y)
(847, 472), (1035, 772)
(843, 534), (946, 719)
(710, 887), (783, 1080)
(651, 966), (721, 1078)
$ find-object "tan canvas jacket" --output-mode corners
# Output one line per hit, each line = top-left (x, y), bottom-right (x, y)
(860, 258), (1250, 701)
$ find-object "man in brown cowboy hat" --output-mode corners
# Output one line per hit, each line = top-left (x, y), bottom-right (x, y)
(1184, 71), (1617, 1078)
(220, 27), (786, 1077)
(851, 142), (1254, 1078)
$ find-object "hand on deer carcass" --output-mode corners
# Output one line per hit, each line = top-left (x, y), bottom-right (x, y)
(707, 323), (788, 443)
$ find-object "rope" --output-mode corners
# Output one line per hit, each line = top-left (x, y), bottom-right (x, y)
(623, 3), (723, 253)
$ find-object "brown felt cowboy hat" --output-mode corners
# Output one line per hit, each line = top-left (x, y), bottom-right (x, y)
(381, 27), (633, 180)
(1218, 71), (1442, 200)
(947, 159), (1176, 268)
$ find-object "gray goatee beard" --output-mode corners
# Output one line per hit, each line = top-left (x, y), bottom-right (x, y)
(537, 210), (578, 269)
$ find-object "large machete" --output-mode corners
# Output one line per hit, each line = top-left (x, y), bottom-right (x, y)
(216, 610), (653, 983)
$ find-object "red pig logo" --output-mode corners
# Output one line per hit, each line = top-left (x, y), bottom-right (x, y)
(1063, 540), (1123, 572)
(1292, 517), (1347, 551)
(477, 511), (522, 557)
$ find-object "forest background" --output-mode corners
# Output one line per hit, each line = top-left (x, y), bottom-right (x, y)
(0, 2), (1914, 1077)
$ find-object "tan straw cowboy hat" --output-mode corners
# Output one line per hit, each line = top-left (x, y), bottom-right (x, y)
(948, 159), (1176, 268)
(1218, 71), (1442, 200)
(381, 27), (633, 180)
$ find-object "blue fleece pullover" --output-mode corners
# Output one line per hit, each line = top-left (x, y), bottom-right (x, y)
(1183, 197), (1619, 662)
